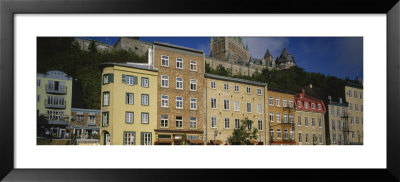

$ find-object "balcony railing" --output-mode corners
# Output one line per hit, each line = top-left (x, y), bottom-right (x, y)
(45, 84), (67, 94)
(45, 100), (66, 109)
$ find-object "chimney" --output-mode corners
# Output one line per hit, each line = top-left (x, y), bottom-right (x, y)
(301, 88), (305, 98)
(339, 98), (342, 103)
(148, 47), (153, 68)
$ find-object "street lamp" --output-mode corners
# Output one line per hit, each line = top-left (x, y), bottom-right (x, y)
(214, 130), (218, 145)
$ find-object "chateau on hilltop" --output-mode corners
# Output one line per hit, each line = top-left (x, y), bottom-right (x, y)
(206, 37), (296, 77)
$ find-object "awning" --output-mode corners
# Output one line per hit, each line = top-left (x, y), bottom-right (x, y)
(158, 139), (173, 144)
(188, 140), (204, 145)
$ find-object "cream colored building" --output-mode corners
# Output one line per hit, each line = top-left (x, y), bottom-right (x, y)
(326, 97), (349, 145)
(37, 70), (73, 139)
(100, 62), (158, 145)
(294, 89), (326, 145)
(204, 73), (267, 145)
(345, 82), (363, 144)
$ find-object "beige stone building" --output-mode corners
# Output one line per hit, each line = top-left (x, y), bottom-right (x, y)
(114, 37), (153, 57)
(204, 73), (267, 145)
(152, 41), (205, 145)
(345, 82), (363, 144)
(267, 88), (296, 145)
(294, 89), (326, 145)
(326, 98), (349, 145)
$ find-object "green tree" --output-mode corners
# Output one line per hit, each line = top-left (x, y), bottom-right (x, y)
(88, 40), (97, 53)
(228, 118), (258, 145)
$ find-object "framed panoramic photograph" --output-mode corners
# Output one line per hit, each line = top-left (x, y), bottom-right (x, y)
(1, 0), (400, 181)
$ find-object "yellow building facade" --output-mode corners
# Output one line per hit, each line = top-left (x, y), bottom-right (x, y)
(267, 88), (296, 145)
(326, 99), (349, 145)
(345, 83), (363, 144)
(204, 73), (267, 145)
(37, 70), (73, 139)
(100, 63), (158, 145)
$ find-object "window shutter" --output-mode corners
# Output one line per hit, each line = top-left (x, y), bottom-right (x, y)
(122, 74), (126, 84)
(141, 132), (144, 145)
(133, 76), (138, 85)
(109, 74), (114, 83)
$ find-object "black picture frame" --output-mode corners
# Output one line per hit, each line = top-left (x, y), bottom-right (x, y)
(1, 0), (399, 181)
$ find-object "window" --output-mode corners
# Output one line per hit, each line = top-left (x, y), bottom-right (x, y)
(305, 117), (309, 126)
(313, 134), (317, 144)
(224, 100), (230, 110)
(298, 133), (302, 143)
(176, 116), (183, 128)
(269, 112), (274, 122)
(257, 104), (262, 114)
(354, 91), (357, 98)
(304, 102), (308, 109)
(297, 101), (302, 108)
(141, 94), (149, 106)
(211, 117), (217, 128)
(312, 118), (315, 126)
(246, 103), (252, 113)
(356, 117), (359, 124)
(211, 98), (217, 109)
(234, 101), (240, 111)
(211, 81), (216, 89)
(257, 88), (262, 95)
(349, 90), (352, 97)
(349, 103), (353, 110)
(352, 131), (355, 138)
(190, 117), (197, 129)
(248, 122), (252, 130)
(258, 120), (263, 130)
(283, 114), (288, 123)
(361, 105), (363, 112)
(360, 92), (363, 99)
(190, 60), (197, 71)
(246, 86), (251, 94)
(46, 95), (65, 107)
(305, 133), (309, 143)
(141, 77), (149, 88)
(337, 108), (340, 116)
(319, 134), (323, 144)
(176, 96), (183, 109)
(331, 106), (335, 116)
(270, 129), (274, 140)
(161, 55), (169, 67)
(124, 132), (135, 145)
(37, 95), (40, 102)
(224, 83), (229, 91)
(332, 134), (337, 144)
(277, 129), (282, 139)
(276, 97), (280, 107)
(276, 113), (281, 123)
(337, 121), (341, 131)
(88, 115), (96, 124)
(311, 103), (315, 109)
(125, 75), (138, 85)
(102, 74), (113, 84)
(290, 130), (295, 140)
(37, 79), (41, 86)
(289, 100), (293, 108)
(298, 116), (302, 125)
(141, 132), (152, 145)
(283, 99), (287, 107)
(190, 98), (197, 110)
(284, 130), (289, 139)
(318, 118), (322, 127)
(161, 75), (169, 88)
(332, 119), (335, 130)
(141, 112), (149, 124)
(235, 119), (240, 129)
(234, 85), (239, 92)
(126, 93), (134, 105)
(190, 80), (197, 91)
(351, 117), (354, 124)
(176, 58), (183, 69)
(318, 104), (322, 110)
(289, 114), (294, 123)
(47, 110), (64, 121)
(161, 115), (168, 128)
(338, 134), (342, 144)
(355, 104), (358, 111)
(224, 118), (230, 128)
(176, 77), (183, 89)
(103, 92), (110, 106)
(269, 96), (274, 106)
(126, 112), (134, 123)
(161, 95), (168, 107)
(342, 109), (345, 117)
(76, 115), (84, 122)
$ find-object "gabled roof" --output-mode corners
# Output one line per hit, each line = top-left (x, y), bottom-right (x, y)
(263, 49), (273, 58)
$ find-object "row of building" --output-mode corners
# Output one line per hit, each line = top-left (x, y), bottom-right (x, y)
(36, 39), (363, 145)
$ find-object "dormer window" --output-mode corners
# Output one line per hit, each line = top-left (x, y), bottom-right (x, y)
(311, 103), (315, 109)
(297, 101), (302, 107)
(304, 102), (309, 109)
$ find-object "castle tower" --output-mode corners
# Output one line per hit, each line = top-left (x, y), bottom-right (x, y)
(210, 37), (250, 64)
(276, 45), (296, 70)
(262, 48), (275, 68)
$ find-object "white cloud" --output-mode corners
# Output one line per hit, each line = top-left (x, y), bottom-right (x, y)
(242, 37), (290, 59)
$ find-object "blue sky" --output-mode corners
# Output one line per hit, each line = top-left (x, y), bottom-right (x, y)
(85, 37), (363, 80)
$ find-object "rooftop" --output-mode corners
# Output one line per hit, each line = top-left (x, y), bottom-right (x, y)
(268, 87), (296, 95)
(204, 73), (267, 87)
(100, 62), (158, 72)
(346, 81), (363, 89)
(153, 41), (204, 54)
